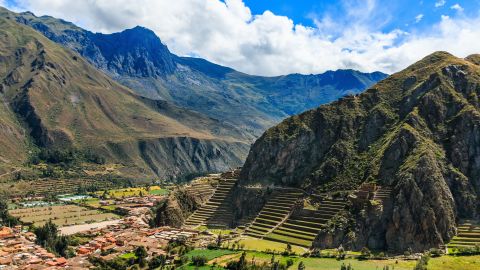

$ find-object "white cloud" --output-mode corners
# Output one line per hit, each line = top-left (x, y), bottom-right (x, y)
(450, 3), (464, 12)
(435, 0), (446, 7)
(415, 14), (424, 23)
(5, 0), (480, 76)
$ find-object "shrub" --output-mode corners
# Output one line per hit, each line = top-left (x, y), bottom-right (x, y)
(360, 247), (371, 259)
(413, 255), (430, 270)
(191, 255), (207, 266)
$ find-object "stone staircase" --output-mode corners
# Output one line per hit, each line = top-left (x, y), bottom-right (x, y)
(373, 186), (392, 203)
(264, 199), (346, 247)
(448, 220), (480, 249)
(183, 178), (237, 228)
(244, 190), (302, 238)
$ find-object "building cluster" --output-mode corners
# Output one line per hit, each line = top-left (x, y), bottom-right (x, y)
(0, 226), (89, 269)
(74, 216), (203, 261)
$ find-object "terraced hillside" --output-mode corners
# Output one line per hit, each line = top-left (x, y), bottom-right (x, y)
(185, 181), (216, 199)
(448, 220), (480, 249)
(244, 190), (302, 238)
(183, 178), (237, 228)
(6, 178), (116, 197)
(265, 199), (346, 247)
(373, 186), (392, 205)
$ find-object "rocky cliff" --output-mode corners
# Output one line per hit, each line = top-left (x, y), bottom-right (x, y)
(239, 51), (480, 252)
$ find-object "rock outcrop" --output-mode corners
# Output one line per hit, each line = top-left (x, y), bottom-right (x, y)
(239, 51), (480, 252)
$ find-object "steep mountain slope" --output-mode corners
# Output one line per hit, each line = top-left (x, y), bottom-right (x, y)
(1, 7), (387, 136)
(239, 51), (480, 251)
(0, 16), (249, 179)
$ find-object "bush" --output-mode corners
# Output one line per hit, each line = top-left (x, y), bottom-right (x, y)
(191, 255), (207, 266)
(413, 255), (430, 270)
(286, 259), (294, 268)
(359, 247), (371, 259)
(148, 254), (166, 269)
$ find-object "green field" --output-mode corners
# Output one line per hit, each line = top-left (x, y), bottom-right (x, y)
(227, 237), (306, 254)
(185, 249), (239, 261)
(427, 255), (480, 270)
(291, 258), (416, 270)
(94, 186), (168, 198)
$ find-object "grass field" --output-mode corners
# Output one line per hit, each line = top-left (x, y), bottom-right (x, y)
(226, 237), (306, 254)
(9, 204), (118, 227)
(291, 257), (416, 270)
(427, 255), (480, 270)
(180, 248), (480, 270)
(94, 186), (168, 198)
(185, 249), (239, 261)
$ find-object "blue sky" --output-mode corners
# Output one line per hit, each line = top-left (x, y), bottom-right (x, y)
(244, 0), (479, 33)
(2, 0), (480, 76)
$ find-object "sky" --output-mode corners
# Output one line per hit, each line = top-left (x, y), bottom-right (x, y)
(1, 0), (480, 76)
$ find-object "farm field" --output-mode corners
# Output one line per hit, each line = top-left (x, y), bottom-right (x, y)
(9, 204), (119, 227)
(179, 248), (480, 270)
(93, 186), (168, 198)
(227, 237), (306, 254)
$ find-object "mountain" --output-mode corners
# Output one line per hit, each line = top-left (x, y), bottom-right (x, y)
(1, 7), (387, 137)
(238, 51), (480, 251)
(0, 14), (250, 179)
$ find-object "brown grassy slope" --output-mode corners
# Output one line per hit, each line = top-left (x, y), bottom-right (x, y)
(0, 17), (249, 177)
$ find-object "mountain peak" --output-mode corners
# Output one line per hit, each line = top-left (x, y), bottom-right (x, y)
(90, 25), (176, 77)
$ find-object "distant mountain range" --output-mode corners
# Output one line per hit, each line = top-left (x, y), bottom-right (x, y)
(0, 7), (386, 179)
(5, 7), (387, 137)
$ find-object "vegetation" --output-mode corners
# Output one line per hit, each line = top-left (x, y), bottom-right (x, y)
(0, 197), (20, 226)
(33, 220), (71, 257)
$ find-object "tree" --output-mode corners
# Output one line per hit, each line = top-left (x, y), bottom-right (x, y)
(286, 259), (294, 268)
(34, 220), (69, 257)
(413, 255), (430, 270)
(0, 197), (19, 226)
(135, 246), (148, 267)
(216, 233), (223, 248)
(148, 254), (166, 270)
(191, 255), (207, 266)
(360, 247), (371, 259)
(225, 251), (248, 270)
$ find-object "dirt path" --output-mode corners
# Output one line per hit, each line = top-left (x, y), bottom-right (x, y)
(59, 219), (122, 235)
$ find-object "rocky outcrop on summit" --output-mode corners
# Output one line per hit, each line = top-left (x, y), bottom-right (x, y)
(240, 51), (480, 252)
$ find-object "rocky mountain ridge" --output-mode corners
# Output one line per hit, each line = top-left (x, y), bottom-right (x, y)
(238, 51), (480, 252)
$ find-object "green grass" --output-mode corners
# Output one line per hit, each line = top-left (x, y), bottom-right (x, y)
(264, 233), (312, 247)
(427, 255), (480, 270)
(231, 237), (306, 254)
(94, 186), (168, 198)
(291, 258), (415, 270)
(184, 249), (239, 261)
(149, 188), (169, 195)
(118, 252), (136, 259)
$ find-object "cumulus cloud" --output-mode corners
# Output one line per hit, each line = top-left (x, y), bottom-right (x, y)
(450, 3), (464, 12)
(415, 14), (424, 23)
(5, 0), (480, 76)
(435, 0), (446, 7)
